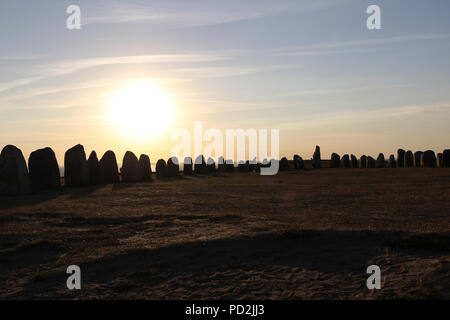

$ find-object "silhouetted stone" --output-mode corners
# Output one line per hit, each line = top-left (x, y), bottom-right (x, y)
(421, 150), (437, 167)
(359, 155), (367, 168)
(376, 153), (386, 168)
(293, 155), (304, 170)
(183, 157), (193, 175)
(28, 147), (60, 193)
(238, 161), (247, 172)
(367, 156), (376, 168)
(99, 151), (119, 184)
(388, 155), (396, 168)
(156, 159), (167, 178)
(279, 157), (289, 171)
(397, 149), (405, 168)
(87, 151), (102, 185)
(443, 149), (450, 168)
(64, 144), (89, 187)
(225, 160), (234, 173)
(312, 145), (321, 168)
(341, 154), (350, 168)
(121, 151), (141, 182)
(138, 154), (152, 181)
(217, 156), (226, 172)
(437, 153), (443, 167)
(206, 158), (216, 173)
(167, 157), (179, 177)
(330, 153), (341, 168)
(248, 158), (258, 172)
(414, 151), (422, 168)
(194, 155), (207, 174)
(0, 145), (31, 195)
(405, 151), (414, 167)
(351, 154), (358, 168)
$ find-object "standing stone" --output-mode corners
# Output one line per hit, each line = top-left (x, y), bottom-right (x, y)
(443, 149), (450, 168)
(207, 158), (216, 173)
(99, 151), (119, 184)
(351, 154), (358, 168)
(421, 150), (437, 168)
(156, 159), (167, 178)
(414, 151), (422, 168)
(388, 155), (396, 168)
(28, 147), (60, 193)
(225, 160), (234, 173)
(248, 158), (258, 172)
(437, 153), (443, 167)
(397, 149), (405, 168)
(87, 151), (102, 185)
(367, 156), (376, 168)
(64, 144), (89, 187)
(293, 155), (304, 170)
(330, 153), (341, 168)
(359, 155), (367, 168)
(0, 145), (31, 195)
(238, 161), (247, 172)
(376, 153), (386, 168)
(341, 154), (350, 168)
(183, 157), (193, 175)
(167, 157), (179, 177)
(279, 157), (289, 171)
(312, 146), (321, 168)
(138, 154), (152, 181)
(121, 151), (142, 182)
(194, 155), (207, 174)
(405, 151), (414, 167)
(217, 156), (226, 172)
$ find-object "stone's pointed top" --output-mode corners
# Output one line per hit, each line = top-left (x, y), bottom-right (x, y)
(122, 151), (142, 182)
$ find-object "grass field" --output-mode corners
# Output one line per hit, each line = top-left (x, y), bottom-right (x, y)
(0, 168), (449, 299)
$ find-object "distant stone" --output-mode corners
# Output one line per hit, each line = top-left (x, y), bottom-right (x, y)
(397, 149), (405, 168)
(414, 151), (422, 168)
(87, 151), (103, 185)
(28, 147), (60, 193)
(248, 158), (258, 172)
(376, 153), (386, 168)
(238, 161), (247, 172)
(217, 156), (226, 172)
(156, 159), (167, 178)
(341, 154), (350, 168)
(183, 157), (193, 175)
(367, 156), (376, 168)
(0, 145), (31, 195)
(359, 155), (367, 168)
(421, 150), (437, 167)
(138, 154), (152, 180)
(207, 158), (216, 173)
(330, 153), (341, 168)
(388, 155), (396, 168)
(167, 157), (179, 177)
(121, 151), (142, 182)
(437, 153), (443, 167)
(312, 145), (321, 168)
(64, 144), (89, 187)
(293, 155), (304, 170)
(99, 150), (119, 184)
(279, 157), (289, 171)
(405, 151), (414, 167)
(443, 150), (450, 168)
(351, 155), (358, 168)
(225, 160), (234, 173)
(194, 155), (207, 174)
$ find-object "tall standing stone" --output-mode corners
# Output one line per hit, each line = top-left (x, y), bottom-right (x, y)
(194, 155), (207, 174)
(388, 155), (396, 168)
(414, 151), (422, 168)
(330, 153), (341, 168)
(138, 154), (152, 181)
(64, 144), (89, 187)
(443, 149), (450, 168)
(87, 151), (102, 185)
(99, 151), (119, 184)
(376, 153), (386, 168)
(217, 156), (226, 172)
(28, 147), (60, 193)
(0, 145), (31, 195)
(183, 157), (193, 175)
(341, 154), (350, 168)
(312, 146), (321, 168)
(207, 157), (216, 173)
(405, 151), (414, 167)
(351, 154), (358, 168)
(397, 149), (405, 168)
(167, 157), (179, 177)
(421, 150), (437, 167)
(367, 156), (376, 168)
(121, 151), (142, 182)
(156, 159), (167, 178)
(360, 155), (367, 168)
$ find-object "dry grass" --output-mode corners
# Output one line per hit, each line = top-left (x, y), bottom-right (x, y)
(0, 168), (449, 299)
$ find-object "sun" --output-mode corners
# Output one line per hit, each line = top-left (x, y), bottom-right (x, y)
(107, 80), (175, 140)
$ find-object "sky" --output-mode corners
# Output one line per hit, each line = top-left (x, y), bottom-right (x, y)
(1, 0), (450, 166)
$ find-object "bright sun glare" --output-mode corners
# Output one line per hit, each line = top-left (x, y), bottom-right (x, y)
(107, 80), (175, 140)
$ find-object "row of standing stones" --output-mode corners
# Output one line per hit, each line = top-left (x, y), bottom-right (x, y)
(0, 144), (449, 196)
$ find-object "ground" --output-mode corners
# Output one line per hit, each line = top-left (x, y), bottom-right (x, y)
(0, 168), (449, 299)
